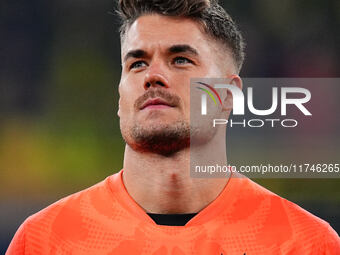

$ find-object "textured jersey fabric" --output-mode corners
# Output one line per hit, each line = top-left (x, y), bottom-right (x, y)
(7, 170), (340, 254)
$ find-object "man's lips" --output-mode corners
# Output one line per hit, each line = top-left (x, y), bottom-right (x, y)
(140, 98), (175, 110)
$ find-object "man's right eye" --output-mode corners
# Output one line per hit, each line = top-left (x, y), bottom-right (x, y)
(130, 61), (147, 70)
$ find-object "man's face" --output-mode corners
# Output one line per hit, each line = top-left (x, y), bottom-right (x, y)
(118, 15), (235, 155)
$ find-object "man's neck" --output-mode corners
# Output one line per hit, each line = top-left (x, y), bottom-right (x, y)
(122, 132), (229, 214)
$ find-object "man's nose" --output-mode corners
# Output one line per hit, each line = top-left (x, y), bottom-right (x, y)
(143, 61), (169, 90)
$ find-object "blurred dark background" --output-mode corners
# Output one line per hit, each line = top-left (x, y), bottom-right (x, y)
(1, 0), (339, 252)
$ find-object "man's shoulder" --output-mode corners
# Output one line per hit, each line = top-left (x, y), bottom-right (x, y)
(239, 176), (335, 229)
(230, 176), (340, 249)
(6, 172), (131, 254)
(24, 173), (119, 229)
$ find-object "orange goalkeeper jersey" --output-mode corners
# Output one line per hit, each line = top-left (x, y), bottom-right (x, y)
(7, 170), (340, 254)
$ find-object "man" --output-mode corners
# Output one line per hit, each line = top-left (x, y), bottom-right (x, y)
(7, 0), (340, 254)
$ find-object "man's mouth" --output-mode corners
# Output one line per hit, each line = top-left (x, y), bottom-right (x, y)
(140, 98), (175, 110)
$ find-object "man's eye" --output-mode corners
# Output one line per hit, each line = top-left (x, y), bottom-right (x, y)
(130, 61), (147, 70)
(173, 57), (193, 65)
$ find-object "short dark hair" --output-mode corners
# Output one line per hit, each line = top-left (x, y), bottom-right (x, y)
(116, 0), (245, 71)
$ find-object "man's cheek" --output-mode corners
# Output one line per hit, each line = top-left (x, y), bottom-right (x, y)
(118, 99), (135, 119)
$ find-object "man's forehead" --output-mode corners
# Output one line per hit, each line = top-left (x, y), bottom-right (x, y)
(121, 15), (208, 54)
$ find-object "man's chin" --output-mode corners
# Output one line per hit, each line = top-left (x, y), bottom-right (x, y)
(138, 112), (180, 125)
(128, 137), (190, 156)
(124, 122), (190, 156)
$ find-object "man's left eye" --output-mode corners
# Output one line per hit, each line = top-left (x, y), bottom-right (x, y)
(173, 57), (193, 65)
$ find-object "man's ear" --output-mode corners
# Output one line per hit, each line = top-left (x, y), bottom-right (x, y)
(221, 75), (243, 113)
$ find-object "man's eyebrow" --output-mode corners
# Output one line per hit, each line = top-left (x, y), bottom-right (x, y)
(123, 49), (147, 62)
(123, 45), (198, 62)
(168, 44), (199, 56)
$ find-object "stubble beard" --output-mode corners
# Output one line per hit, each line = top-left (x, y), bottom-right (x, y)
(122, 120), (191, 156)
(119, 87), (220, 156)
